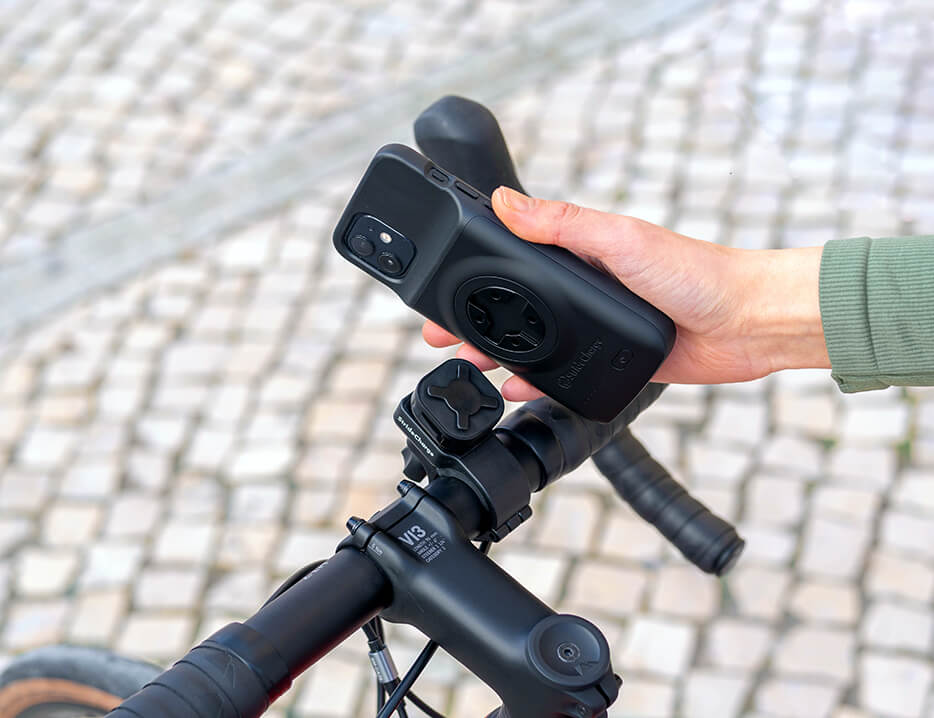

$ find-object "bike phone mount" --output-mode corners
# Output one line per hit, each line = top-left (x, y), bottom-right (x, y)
(104, 96), (746, 718)
(344, 359), (620, 718)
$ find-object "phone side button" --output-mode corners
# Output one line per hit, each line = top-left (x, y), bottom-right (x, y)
(455, 181), (480, 199)
(611, 349), (634, 371)
(429, 167), (449, 184)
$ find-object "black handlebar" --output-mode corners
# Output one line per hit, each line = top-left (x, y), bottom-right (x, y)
(497, 382), (667, 490)
(414, 95), (526, 196)
(594, 429), (744, 575)
(108, 549), (389, 718)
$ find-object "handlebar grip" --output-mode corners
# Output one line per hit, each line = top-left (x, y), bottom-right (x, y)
(107, 548), (389, 718)
(496, 383), (667, 489)
(414, 95), (526, 196)
(106, 623), (286, 718)
(593, 428), (745, 576)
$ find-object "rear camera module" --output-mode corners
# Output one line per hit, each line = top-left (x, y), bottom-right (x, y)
(344, 214), (416, 278)
(377, 252), (403, 275)
(349, 234), (375, 257)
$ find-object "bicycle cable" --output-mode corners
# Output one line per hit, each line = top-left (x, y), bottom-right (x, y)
(260, 544), (492, 717)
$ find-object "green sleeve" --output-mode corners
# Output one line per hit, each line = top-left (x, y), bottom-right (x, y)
(819, 235), (934, 392)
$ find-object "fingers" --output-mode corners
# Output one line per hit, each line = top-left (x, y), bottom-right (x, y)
(422, 320), (499, 370)
(502, 375), (544, 402)
(421, 320), (542, 399)
(422, 321), (460, 347)
(491, 186), (634, 260)
(454, 347), (544, 400)
(455, 344), (499, 371)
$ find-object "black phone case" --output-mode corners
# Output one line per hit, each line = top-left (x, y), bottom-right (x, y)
(333, 144), (676, 422)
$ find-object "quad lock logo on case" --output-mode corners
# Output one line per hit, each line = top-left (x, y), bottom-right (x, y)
(557, 339), (604, 389)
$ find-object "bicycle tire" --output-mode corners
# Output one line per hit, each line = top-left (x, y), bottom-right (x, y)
(0, 646), (161, 718)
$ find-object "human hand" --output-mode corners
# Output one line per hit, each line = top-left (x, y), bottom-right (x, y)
(423, 186), (830, 401)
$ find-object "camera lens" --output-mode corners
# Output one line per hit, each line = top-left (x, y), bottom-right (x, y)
(377, 252), (403, 275)
(349, 234), (375, 257)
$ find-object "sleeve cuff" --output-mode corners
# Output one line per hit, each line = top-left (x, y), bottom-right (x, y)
(820, 237), (876, 392)
(820, 235), (934, 393)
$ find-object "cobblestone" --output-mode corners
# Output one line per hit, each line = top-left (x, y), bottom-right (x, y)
(1, 601), (70, 651)
(773, 627), (855, 683)
(609, 678), (674, 718)
(494, 547), (567, 605)
(14, 548), (78, 597)
(598, 514), (665, 563)
(534, 492), (602, 554)
(67, 590), (127, 645)
(617, 616), (697, 678)
(858, 654), (932, 718)
(744, 475), (806, 526)
(702, 619), (774, 671)
(755, 679), (841, 718)
(725, 566), (792, 621)
(812, 486), (879, 524)
(860, 601), (934, 654)
(1, 0), (933, 716)
(565, 560), (649, 618)
(116, 614), (196, 662)
(788, 581), (861, 626)
(799, 518), (872, 579)
(864, 550), (934, 604)
(649, 565), (721, 619)
(682, 670), (749, 718)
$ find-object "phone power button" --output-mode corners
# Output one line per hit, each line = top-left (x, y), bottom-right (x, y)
(611, 349), (634, 371)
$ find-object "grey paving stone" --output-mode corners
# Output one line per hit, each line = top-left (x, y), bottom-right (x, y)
(860, 600), (934, 655)
(799, 518), (872, 579)
(724, 566), (792, 621)
(14, 547), (79, 597)
(617, 615), (697, 678)
(1, 600), (70, 651)
(744, 475), (806, 526)
(564, 560), (649, 619)
(864, 549), (934, 604)
(681, 669), (750, 718)
(115, 613), (196, 662)
(67, 589), (128, 645)
(79, 543), (144, 589)
(755, 678), (841, 718)
(533, 492), (602, 554)
(609, 677), (675, 718)
(788, 581), (861, 626)
(134, 568), (206, 610)
(649, 565), (721, 620)
(1, 1), (934, 716)
(858, 654), (932, 718)
(812, 485), (880, 524)
(702, 618), (774, 672)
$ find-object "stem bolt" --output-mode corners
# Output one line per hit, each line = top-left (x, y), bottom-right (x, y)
(346, 516), (365, 533)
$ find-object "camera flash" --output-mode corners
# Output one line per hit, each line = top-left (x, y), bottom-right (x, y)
(379, 232), (392, 244)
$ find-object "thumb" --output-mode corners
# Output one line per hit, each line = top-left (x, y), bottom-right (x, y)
(491, 186), (633, 260)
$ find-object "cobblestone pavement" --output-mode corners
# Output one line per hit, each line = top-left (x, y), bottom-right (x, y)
(0, 0), (589, 263)
(2, 0), (934, 717)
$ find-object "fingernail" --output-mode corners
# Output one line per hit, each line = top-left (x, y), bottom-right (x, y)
(498, 186), (532, 212)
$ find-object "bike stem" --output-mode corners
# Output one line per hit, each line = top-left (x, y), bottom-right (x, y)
(339, 359), (620, 718)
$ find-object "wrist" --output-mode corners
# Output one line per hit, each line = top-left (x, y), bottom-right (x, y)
(741, 246), (830, 374)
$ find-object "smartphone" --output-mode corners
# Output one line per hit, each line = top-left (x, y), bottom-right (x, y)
(333, 143), (676, 422)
